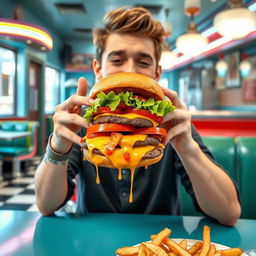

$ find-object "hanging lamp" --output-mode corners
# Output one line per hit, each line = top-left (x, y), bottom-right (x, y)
(162, 8), (172, 38)
(215, 53), (228, 77)
(176, 21), (208, 57)
(159, 41), (177, 70)
(176, 0), (208, 57)
(214, 0), (256, 40)
(184, 0), (201, 16)
(239, 53), (251, 77)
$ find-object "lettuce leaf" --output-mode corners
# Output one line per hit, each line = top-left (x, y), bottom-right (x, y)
(83, 91), (176, 122)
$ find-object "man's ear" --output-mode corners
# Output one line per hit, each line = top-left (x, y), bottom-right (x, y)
(93, 59), (103, 80)
(154, 65), (162, 82)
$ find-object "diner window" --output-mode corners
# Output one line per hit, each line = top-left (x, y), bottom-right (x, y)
(0, 46), (16, 116)
(44, 66), (60, 113)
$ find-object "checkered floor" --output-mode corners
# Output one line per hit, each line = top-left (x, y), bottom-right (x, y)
(0, 157), (77, 213)
(0, 170), (38, 212)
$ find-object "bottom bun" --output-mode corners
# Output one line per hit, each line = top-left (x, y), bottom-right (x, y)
(82, 148), (163, 169)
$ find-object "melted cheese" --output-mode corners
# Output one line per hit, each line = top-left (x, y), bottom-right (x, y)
(85, 134), (163, 203)
(94, 113), (159, 127)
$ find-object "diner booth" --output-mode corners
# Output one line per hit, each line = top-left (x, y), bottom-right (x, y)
(0, 0), (256, 254)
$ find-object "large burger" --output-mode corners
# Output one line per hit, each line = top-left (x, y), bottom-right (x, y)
(82, 72), (175, 202)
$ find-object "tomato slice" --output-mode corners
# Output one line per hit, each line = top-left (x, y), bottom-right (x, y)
(126, 109), (163, 123)
(132, 127), (166, 136)
(87, 124), (135, 137)
(93, 106), (122, 116)
(86, 132), (111, 139)
(116, 103), (133, 112)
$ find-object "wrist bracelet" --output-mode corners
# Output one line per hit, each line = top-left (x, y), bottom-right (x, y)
(44, 134), (71, 165)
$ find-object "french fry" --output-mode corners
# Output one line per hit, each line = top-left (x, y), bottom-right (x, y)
(164, 238), (191, 256)
(116, 246), (138, 256)
(218, 248), (243, 256)
(150, 236), (171, 253)
(152, 228), (172, 246)
(160, 243), (171, 253)
(138, 243), (147, 256)
(206, 245), (216, 256)
(188, 242), (203, 255)
(168, 253), (177, 256)
(179, 239), (187, 249)
(199, 225), (211, 256)
(143, 242), (170, 256)
(116, 226), (244, 256)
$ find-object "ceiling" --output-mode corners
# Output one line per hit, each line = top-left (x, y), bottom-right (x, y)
(2, 0), (252, 53)
(14, 0), (239, 43)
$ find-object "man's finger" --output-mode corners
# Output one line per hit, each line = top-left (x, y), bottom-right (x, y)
(54, 112), (89, 128)
(77, 77), (88, 96)
(55, 125), (84, 146)
(56, 95), (93, 111)
(162, 87), (186, 110)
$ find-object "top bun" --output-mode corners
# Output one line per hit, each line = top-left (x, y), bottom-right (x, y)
(90, 72), (165, 100)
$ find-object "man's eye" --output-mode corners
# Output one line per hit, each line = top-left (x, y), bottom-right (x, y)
(139, 61), (150, 66)
(110, 59), (123, 64)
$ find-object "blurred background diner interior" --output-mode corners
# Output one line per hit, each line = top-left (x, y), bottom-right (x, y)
(0, 0), (256, 217)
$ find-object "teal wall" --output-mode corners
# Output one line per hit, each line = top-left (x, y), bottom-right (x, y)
(161, 70), (179, 92)
(66, 39), (95, 54)
(0, 0), (65, 118)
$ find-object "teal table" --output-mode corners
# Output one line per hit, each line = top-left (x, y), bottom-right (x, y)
(0, 210), (255, 255)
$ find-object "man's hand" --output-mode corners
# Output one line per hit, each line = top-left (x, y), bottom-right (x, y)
(51, 77), (94, 154)
(160, 87), (196, 153)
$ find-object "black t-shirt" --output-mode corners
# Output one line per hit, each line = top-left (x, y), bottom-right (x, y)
(62, 126), (225, 215)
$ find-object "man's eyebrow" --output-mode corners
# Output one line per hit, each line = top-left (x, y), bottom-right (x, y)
(137, 52), (154, 62)
(107, 50), (126, 58)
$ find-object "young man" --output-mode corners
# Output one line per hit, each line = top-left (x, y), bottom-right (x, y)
(35, 7), (241, 226)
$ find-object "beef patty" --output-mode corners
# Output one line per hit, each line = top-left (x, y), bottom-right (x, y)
(93, 115), (153, 128)
(92, 146), (163, 159)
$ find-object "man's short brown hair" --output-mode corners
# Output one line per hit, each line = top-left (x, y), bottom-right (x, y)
(93, 6), (165, 65)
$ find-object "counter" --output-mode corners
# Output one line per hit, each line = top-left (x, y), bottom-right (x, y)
(0, 211), (255, 255)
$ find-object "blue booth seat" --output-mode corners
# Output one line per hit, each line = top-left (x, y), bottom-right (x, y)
(236, 137), (256, 219)
(179, 136), (238, 217)
(0, 121), (39, 178)
(0, 155), (2, 181)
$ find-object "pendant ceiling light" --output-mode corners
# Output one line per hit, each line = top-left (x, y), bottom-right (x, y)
(184, 0), (201, 16)
(215, 53), (228, 77)
(176, 22), (208, 57)
(0, 18), (53, 51)
(159, 50), (177, 71)
(159, 9), (176, 71)
(176, 0), (208, 57)
(159, 41), (176, 70)
(214, 0), (256, 40)
(239, 53), (251, 77)
(162, 8), (172, 38)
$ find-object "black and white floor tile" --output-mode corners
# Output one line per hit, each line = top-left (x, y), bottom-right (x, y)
(0, 170), (39, 212)
(0, 157), (76, 213)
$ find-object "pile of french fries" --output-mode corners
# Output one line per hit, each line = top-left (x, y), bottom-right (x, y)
(116, 225), (243, 256)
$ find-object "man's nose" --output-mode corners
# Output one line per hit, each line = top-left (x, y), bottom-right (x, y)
(126, 59), (136, 73)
